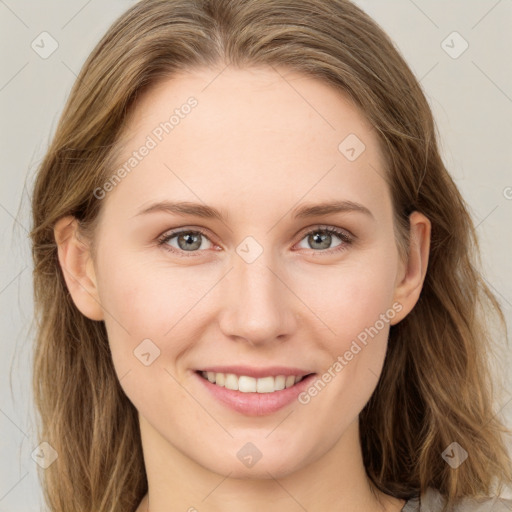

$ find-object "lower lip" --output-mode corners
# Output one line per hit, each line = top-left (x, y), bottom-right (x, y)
(194, 371), (317, 416)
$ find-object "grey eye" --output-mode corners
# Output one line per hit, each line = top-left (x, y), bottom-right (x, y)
(296, 230), (344, 251)
(165, 231), (213, 252)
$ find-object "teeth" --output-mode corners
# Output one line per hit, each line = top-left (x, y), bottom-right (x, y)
(225, 373), (238, 391)
(239, 376), (257, 392)
(274, 375), (286, 390)
(285, 375), (295, 388)
(201, 371), (307, 393)
(215, 373), (225, 387)
(256, 376), (274, 393)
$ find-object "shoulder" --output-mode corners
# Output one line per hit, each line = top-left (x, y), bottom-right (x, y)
(402, 487), (512, 511)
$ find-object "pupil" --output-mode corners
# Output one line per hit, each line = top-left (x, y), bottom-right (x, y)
(311, 232), (330, 249)
(179, 233), (201, 250)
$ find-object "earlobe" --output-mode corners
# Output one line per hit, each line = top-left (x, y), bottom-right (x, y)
(54, 216), (104, 321)
(390, 211), (431, 325)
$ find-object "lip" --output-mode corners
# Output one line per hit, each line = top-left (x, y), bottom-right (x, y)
(196, 365), (312, 379)
(194, 370), (317, 416)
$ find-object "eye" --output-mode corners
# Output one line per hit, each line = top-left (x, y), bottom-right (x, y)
(157, 225), (353, 256)
(157, 228), (214, 256)
(295, 226), (353, 254)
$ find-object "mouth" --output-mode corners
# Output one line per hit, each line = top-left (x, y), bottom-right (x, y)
(194, 369), (317, 416)
(196, 370), (314, 394)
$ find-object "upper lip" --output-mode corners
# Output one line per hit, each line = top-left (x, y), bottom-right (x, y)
(196, 366), (314, 379)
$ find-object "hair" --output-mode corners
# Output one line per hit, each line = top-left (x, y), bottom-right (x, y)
(29, 0), (512, 511)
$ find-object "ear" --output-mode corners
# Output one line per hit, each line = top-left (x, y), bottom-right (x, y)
(54, 216), (104, 321)
(390, 211), (431, 325)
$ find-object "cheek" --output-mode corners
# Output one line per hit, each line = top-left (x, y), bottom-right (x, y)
(96, 251), (207, 336)
(295, 246), (398, 346)
(94, 257), (198, 419)
(294, 260), (397, 432)
(94, 252), (219, 389)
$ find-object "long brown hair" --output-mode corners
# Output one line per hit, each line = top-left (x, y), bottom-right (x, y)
(29, 1), (512, 511)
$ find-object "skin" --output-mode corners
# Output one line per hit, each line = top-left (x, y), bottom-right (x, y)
(55, 65), (430, 512)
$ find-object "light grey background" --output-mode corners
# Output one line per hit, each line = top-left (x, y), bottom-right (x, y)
(1, 1), (511, 510)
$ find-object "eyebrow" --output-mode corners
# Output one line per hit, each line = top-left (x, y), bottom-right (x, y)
(134, 199), (374, 221)
(293, 200), (374, 219)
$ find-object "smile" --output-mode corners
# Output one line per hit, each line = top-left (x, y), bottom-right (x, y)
(199, 371), (308, 393)
(194, 369), (317, 416)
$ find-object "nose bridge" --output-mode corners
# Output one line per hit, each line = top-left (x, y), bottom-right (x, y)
(218, 244), (296, 344)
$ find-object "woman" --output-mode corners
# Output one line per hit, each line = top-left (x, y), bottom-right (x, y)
(30, 0), (512, 511)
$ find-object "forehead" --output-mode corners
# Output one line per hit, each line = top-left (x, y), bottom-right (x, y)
(102, 66), (390, 223)
(123, 65), (376, 149)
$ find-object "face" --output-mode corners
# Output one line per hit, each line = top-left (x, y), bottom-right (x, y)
(74, 66), (423, 479)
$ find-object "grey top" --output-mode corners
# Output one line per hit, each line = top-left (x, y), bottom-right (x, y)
(401, 488), (512, 511)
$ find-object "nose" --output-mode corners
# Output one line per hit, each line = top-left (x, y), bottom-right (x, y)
(217, 253), (298, 346)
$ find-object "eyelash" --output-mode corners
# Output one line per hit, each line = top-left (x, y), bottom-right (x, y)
(156, 225), (354, 257)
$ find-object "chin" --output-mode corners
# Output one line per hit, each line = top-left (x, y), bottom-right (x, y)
(200, 448), (308, 480)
